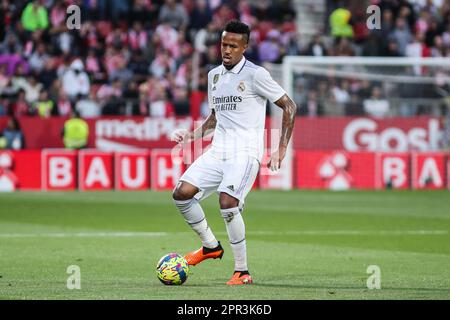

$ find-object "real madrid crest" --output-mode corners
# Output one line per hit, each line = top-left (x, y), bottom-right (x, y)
(238, 81), (246, 92)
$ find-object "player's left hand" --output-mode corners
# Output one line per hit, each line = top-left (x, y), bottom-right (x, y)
(171, 129), (192, 144)
(268, 147), (286, 172)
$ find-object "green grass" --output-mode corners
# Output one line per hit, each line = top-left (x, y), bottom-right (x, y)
(0, 190), (449, 300)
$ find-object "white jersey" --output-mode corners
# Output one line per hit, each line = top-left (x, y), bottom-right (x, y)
(207, 57), (285, 162)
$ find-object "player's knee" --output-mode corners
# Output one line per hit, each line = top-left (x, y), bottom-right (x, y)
(172, 188), (189, 201)
(219, 193), (239, 209)
(172, 183), (196, 201)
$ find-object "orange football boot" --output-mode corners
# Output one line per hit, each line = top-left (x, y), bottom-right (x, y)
(226, 271), (253, 285)
(184, 242), (224, 266)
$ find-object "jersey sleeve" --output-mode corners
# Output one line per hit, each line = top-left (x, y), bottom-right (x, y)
(207, 71), (214, 109)
(253, 67), (286, 103)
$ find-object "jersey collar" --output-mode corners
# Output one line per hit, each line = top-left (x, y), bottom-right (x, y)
(221, 56), (246, 75)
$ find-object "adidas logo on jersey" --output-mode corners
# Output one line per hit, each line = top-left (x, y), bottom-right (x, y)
(227, 185), (235, 192)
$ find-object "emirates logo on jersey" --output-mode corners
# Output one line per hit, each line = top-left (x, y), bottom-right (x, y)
(237, 81), (246, 92)
(212, 95), (242, 112)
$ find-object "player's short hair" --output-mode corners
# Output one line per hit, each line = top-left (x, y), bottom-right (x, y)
(223, 20), (250, 44)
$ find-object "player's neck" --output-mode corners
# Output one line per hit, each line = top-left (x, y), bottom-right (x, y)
(223, 56), (244, 71)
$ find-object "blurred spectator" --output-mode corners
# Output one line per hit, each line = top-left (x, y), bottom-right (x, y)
(329, 7), (354, 39)
(12, 75), (42, 104)
(0, 97), (8, 117)
(129, 0), (158, 24)
(21, 0), (49, 32)
(62, 111), (89, 149)
(38, 60), (57, 90)
(62, 59), (90, 101)
(431, 36), (447, 57)
(189, 0), (212, 31)
(150, 50), (177, 79)
(154, 21), (181, 58)
(425, 19), (440, 48)
(11, 89), (30, 117)
(258, 29), (283, 63)
(33, 91), (54, 118)
(172, 85), (190, 115)
(363, 86), (390, 118)
(298, 90), (324, 117)
(148, 81), (174, 117)
(50, 0), (67, 29)
(0, 32), (22, 55)
(0, 117), (24, 150)
(389, 18), (413, 56)
(304, 34), (327, 56)
(109, 58), (133, 83)
(362, 32), (384, 56)
(346, 93), (364, 116)
(76, 92), (101, 118)
(56, 89), (72, 117)
(29, 43), (50, 74)
(128, 22), (148, 52)
(194, 21), (221, 54)
(442, 23), (450, 47)
(332, 37), (355, 56)
(85, 49), (105, 81)
(380, 9), (395, 39)
(382, 39), (402, 56)
(0, 54), (29, 77)
(97, 79), (123, 105)
(406, 32), (430, 75)
(331, 80), (350, 109)
(211, 3), (237, 29)
(0, 64), (9, 93)
(158, 0), (190, 31)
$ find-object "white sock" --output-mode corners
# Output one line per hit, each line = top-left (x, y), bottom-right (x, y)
(221, 207), (248, 271)
(174, 198), (219, 249)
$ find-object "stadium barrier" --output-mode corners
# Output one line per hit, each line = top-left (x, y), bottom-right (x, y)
(296, 150), (449, 190)
(0, 149), (448, 192)
(0, 116), (445, 151)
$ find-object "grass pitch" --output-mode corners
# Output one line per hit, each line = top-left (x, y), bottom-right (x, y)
(0, 190), (449, 300)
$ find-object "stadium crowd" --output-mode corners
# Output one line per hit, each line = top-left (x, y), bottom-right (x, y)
(0, 0), (449, 122)
(0, 0), (297, 119)
(297, 0), (450, 118)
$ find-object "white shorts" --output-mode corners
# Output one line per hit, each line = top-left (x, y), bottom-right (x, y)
(179, 150), (260, 206)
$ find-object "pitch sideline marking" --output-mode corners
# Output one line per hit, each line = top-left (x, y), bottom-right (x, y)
(0, 230), (447, 238)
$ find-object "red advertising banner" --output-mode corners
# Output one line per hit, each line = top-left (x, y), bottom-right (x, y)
(151, 149), (185, 191)
(0, 117), (193, 150)
(295, 151), (376, 189)
(78, 150), (114, 191)
(411, 153), (446, 189)
(42, 150), (77, 191)
(259, 153), (293, 190)
(1, 149), (449, 191)
(448, 157), (450, 189)
(1, 116), (444, 152)
(114, 152), (150, 190)
(0, 151), (17, 191)
(294, 116), (443, 152)
(375, 153), (411, 190)
(0, 150), (41, 190)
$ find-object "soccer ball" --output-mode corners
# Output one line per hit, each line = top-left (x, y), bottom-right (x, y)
(156, 253), (190, 285)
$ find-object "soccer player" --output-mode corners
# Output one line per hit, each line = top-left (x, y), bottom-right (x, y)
(171, 20), (297, 285)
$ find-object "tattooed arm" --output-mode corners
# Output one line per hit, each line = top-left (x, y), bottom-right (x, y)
(172, 110), (217, 143)
(268, 94), (297, 171)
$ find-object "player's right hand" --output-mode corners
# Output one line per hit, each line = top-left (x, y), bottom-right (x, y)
(171, 129), (192, 144)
